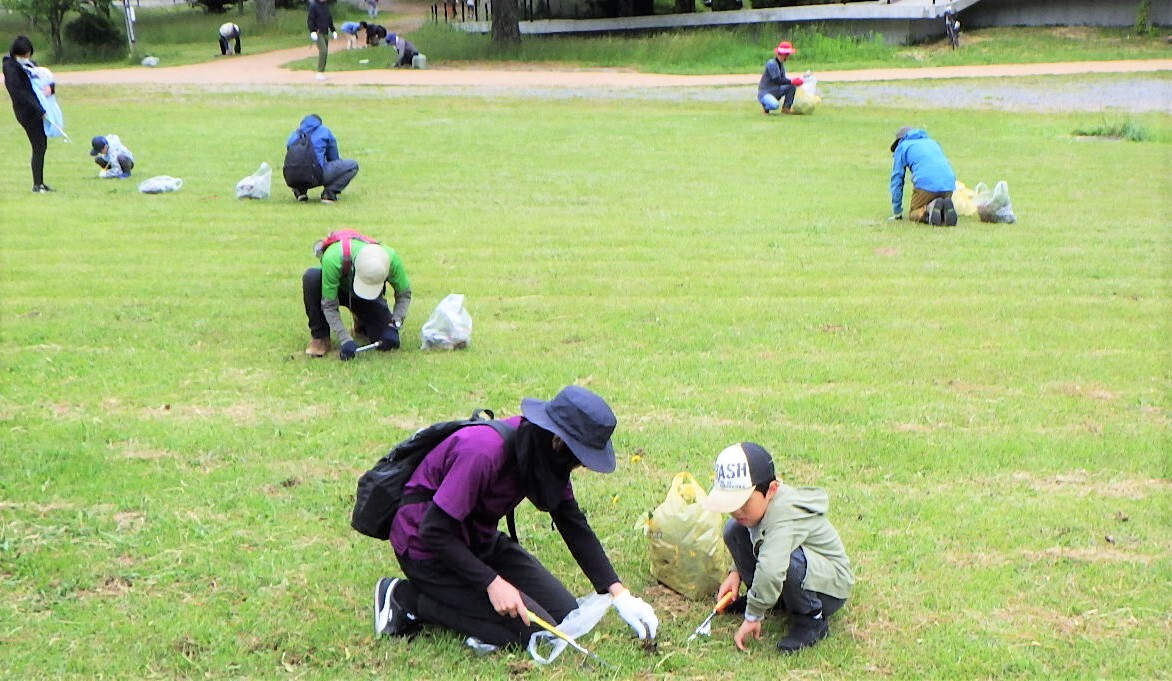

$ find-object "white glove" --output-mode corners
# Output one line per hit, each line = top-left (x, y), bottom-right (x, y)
(309, 31), (318, 42)
(611, 591), (658, 639)
(331, 31), (338, 40)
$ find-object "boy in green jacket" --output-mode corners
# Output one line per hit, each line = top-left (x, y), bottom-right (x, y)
(702, 442), (853, 654)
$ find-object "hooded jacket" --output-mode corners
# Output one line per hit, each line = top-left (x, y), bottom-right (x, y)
(742, 484), (854, 621)
(3, 54), (45, 126)
(890, 128), (956, 215)
(286, 114), (338, 169)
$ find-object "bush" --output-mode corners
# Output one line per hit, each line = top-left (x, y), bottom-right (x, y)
(64, 12), (124, 54)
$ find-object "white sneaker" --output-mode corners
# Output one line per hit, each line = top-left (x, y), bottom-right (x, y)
(315, 73), (327, 81)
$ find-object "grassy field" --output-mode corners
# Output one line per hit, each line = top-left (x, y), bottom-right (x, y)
(0, 82), (1169, 680)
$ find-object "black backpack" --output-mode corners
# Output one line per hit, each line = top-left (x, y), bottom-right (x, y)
(283, 132), (323, 188)
(351, 409), (518, 540)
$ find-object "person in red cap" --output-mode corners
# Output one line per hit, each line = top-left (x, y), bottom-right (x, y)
(757, 41), (805, 115)
(371, 386), (660, 653)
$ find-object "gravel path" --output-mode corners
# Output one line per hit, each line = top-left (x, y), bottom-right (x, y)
(53, 41), (1172, 113)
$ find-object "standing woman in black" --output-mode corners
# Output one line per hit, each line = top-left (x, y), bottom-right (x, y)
(3, 35), (53, 192)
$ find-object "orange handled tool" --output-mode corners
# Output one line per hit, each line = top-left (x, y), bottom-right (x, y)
(688, 591), (736, 641)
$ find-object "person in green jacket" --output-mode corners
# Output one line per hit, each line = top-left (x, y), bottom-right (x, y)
(702, 442), (853, 654)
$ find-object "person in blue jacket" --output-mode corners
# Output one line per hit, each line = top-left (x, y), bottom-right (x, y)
(285, 113), (359, 203)
(889, 126), (957, 226)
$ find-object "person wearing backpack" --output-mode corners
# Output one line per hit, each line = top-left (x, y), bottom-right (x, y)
(372, 386), (660, 652)
(303, 231), (410, 359)
(284, 113), (358, 203)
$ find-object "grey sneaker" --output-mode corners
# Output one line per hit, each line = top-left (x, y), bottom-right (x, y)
(373, 577), (420, 638)
(925, 198), (944, 226)
(942, 198), (958, 226)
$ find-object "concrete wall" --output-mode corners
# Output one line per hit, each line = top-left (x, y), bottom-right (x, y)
(963, 0), (1172, 28)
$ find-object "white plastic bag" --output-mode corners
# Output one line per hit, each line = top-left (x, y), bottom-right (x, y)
(137, 176), (183, 194)
(235, 162), (272, 199)
(974, 180), (1016, 223)
(420, 294), (472, 350)
(527, 593), (612, 665)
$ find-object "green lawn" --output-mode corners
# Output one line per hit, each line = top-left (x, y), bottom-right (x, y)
(0, 84), (1168, 679)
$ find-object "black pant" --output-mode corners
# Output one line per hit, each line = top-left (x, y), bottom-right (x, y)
(302, 267), (392, 340)
(219, 35), (241, 55)
(397, 533), (578, 647)
(19, 117), (46, 186)
(724, 519), (845, 619)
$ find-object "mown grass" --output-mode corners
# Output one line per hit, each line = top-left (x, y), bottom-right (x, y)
(0, 83), (1168, 679)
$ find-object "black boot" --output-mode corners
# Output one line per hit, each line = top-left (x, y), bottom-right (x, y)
(777, 613), (828, 654)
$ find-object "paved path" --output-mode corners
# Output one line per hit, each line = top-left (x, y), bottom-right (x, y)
(55, 46), (1172, 89)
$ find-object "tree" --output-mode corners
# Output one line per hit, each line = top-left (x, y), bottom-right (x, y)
(2, 0), (85, 56)
(255, 0), (275, 24)
(491, 0), (521, 44)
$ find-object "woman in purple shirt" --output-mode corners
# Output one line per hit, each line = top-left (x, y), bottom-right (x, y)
(374, 386), (660, 650)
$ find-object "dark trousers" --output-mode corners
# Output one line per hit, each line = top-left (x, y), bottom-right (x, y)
(723, 519), (845, 619)
(396, 533), (578, 647)
(302, 267), (392, 340)
(95, 156), (134, 173)
(219, 34), (241, 55)
(19, 117), (46, 186)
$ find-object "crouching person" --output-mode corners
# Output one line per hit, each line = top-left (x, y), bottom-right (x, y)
(284, 113), (358, 203)
(89, 134), (134, 178)
(703, 442), (853, 654)
(302, 230), (410, 360)
(373, 386), (660, 652)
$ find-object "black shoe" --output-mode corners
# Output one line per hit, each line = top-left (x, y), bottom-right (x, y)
(292, 188), (308, 202)
(321, 190), (337, 203)
(32, 184), (54, 193)
(776, 614), (829, 654)
(942, 198), (958, 226)
(925, 198), (944, 226)
(373, 577), (420, 638)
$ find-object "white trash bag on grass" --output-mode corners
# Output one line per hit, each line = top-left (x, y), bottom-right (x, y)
(235, 162), (273, 199)
(527, 593), (612, 665)
(420, 294), (472, 350)
(138, 176), (183, 194)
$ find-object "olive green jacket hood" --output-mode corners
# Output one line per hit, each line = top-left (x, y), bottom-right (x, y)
(742, 484), (854, 620)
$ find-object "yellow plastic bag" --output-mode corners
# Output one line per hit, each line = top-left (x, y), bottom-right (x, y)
(644, 472), (730, 601)
(952, 181), (977, 217)
(790, 86), (821, 115)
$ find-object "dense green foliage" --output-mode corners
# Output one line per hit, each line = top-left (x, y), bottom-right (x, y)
(0, 83), (1168, 679)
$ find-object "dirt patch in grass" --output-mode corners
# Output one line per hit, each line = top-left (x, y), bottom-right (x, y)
(1010, 470), (1168, 499)
(116, 440), (175, 460)
(1052, 382), (1120, 401)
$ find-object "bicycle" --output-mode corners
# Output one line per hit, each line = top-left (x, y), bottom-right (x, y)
(944, 11), (961, 49)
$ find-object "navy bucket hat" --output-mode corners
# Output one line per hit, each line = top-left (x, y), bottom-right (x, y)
(520, 386), (617, 473)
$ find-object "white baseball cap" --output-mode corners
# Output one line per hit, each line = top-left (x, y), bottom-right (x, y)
(352, 244), (390, 300)
(702, 442), (776, 513)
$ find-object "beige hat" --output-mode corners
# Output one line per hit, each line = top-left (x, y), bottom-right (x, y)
(352, 244), (390, 300)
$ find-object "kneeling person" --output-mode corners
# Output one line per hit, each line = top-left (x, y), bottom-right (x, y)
(703, 443), (853, 654)
(302, 232), (411, 360)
